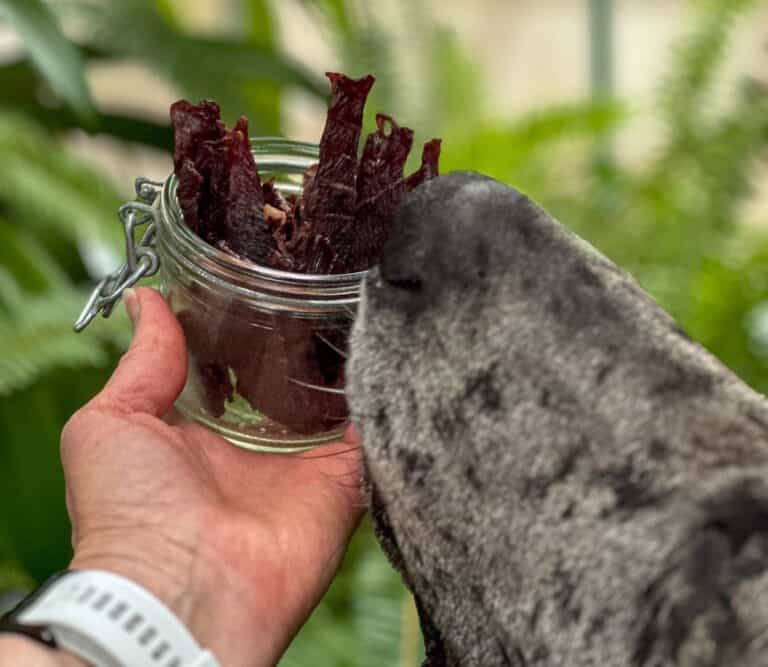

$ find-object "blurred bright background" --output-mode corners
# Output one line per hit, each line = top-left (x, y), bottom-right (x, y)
(1, 0), (768, 664)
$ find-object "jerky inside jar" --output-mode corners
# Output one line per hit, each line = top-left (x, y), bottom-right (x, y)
(163, 73), (441, 450)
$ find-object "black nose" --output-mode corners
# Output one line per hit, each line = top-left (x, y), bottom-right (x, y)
(379, 260), (424, 293)
(383, 275), (423, 292)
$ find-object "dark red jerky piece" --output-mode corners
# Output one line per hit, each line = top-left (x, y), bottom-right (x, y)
(287, 162), (338, 272)
(335, 114), (414, 271)
(237, 318), (348, 434)
(176, 305), (234, 417)
(215, 305), (349, 434)
(405, 139), (442, 192)
(262, 180), (290, 212)
(170, 100), (225, 174)
(176, 160), (203, 235)
(175, 286), (350, 432)
(195, 117), (275, 263)
(261, 180), (297, 269)
(301, 73), (374, 246)
(171, 101), (225, 239)
(302, 163), (318, 193)
(356, 115), (414, 202)
(268, 228), (296, 273)
(306, 235), (342, 274)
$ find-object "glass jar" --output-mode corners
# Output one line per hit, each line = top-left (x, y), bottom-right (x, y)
(154, 139), (365, 452)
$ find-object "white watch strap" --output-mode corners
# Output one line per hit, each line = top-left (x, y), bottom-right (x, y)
(17, 570), (220, 667)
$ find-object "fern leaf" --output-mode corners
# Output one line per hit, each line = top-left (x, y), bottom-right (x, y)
(57, 0), (323, 127)
(0, 218), (71, 293)
(658, 0), (758, 140)
(279, 540), (415, 667)
(0, 112), (123, 248)
(0, 285), (130, 396)
(0, 559), (34, 596)
(694, 80), (768, 230)
(0, 268), (23, 313)
(441, 101), (626, 186)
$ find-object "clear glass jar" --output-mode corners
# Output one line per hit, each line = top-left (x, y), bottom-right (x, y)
(154, 138), (367, 452)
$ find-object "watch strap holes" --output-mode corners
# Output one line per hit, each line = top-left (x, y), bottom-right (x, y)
(124, 612), (144, 632)
(152, 640), (170, 660)
(139, 626), (157, 645)
(77, 586), (96, 604)
(109, 601), (128, 620)
(92, 592), (112, 611)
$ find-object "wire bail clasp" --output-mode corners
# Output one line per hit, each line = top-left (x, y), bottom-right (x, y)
(73, 177), (163, 332)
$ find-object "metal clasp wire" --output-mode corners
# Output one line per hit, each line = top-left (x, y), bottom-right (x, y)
(73, 177), (163, 332)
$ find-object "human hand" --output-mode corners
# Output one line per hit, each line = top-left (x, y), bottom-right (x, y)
(61, 287), (363, 667)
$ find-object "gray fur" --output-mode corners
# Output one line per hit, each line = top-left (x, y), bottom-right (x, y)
(347, 171), (768, 666)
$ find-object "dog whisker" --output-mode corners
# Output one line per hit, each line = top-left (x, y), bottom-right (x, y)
(287, 378), (346, 394)
(314, 331), (348, 359)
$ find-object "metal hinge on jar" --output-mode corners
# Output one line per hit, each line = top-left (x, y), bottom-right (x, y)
(74, 178), (163, 332)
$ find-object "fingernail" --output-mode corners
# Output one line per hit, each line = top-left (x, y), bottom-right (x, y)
(124, 288), (140, 328)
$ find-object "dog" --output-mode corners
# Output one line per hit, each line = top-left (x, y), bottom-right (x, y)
(347, 172), (768, 666)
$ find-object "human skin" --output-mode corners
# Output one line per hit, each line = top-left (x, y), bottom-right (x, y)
(0, 287), (363, 667)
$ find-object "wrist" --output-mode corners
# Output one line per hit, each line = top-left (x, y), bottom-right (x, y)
(70, 531), (200, 630)
(0, 634), (88, 666)
(69, 527), (279, 667)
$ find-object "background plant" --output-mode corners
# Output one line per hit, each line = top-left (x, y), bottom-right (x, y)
(0, 0), (767, 664)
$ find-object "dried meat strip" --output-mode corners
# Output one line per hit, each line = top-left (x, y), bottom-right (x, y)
(193, 117), (276, 264)
(170, 100), (226, 173)
(405, 138), (442, 192)
(338, 114), (414, 271)
(170, 101), (226, 237)
(294, 73), (375, 272)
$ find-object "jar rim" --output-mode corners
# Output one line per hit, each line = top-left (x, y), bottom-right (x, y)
(157, 137), (369, 292)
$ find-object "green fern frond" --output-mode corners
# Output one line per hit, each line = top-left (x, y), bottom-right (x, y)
(0, 559), (34, 594)
(280, 540), (417, 667)
(0, 284), (130, 396)
(693, 79), (768, 230)
(627, 75), (768, 284)
(658, 0), (758, 142)
(306, 0), (399, 131)
(350, 548), (412, 667)
(0, 218), (71, 293)
(441, 100), (626, 187)
(57, 0), (322, 128)
(422, 24), (487, 136)
(0, 112), (123, 248)
(0, 268), (23, 314)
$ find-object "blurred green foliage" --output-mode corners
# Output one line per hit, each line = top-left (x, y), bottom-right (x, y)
(0, 0), (767, 664)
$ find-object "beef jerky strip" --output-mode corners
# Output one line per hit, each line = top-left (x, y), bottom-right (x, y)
(195, 117), (277, 264)
(170, 100), (226, 173)
(275, 165), (317, 269)
(175, 162), (204, 236)
(293, 73), (375, 272)
(340, 114), (414, 272)
(260, 180), (296, 270)
(233, 315), (348, 434)
(170, 100), (226, 236)
(405, 138), (442, 192)
(176, 297), (234, 417)
(262, 179), (290, 212)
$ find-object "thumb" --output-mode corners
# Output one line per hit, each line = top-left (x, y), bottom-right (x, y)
(91, 287), (187, 417)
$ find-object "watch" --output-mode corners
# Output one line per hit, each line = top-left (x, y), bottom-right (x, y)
(0, 570), (220, 667)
